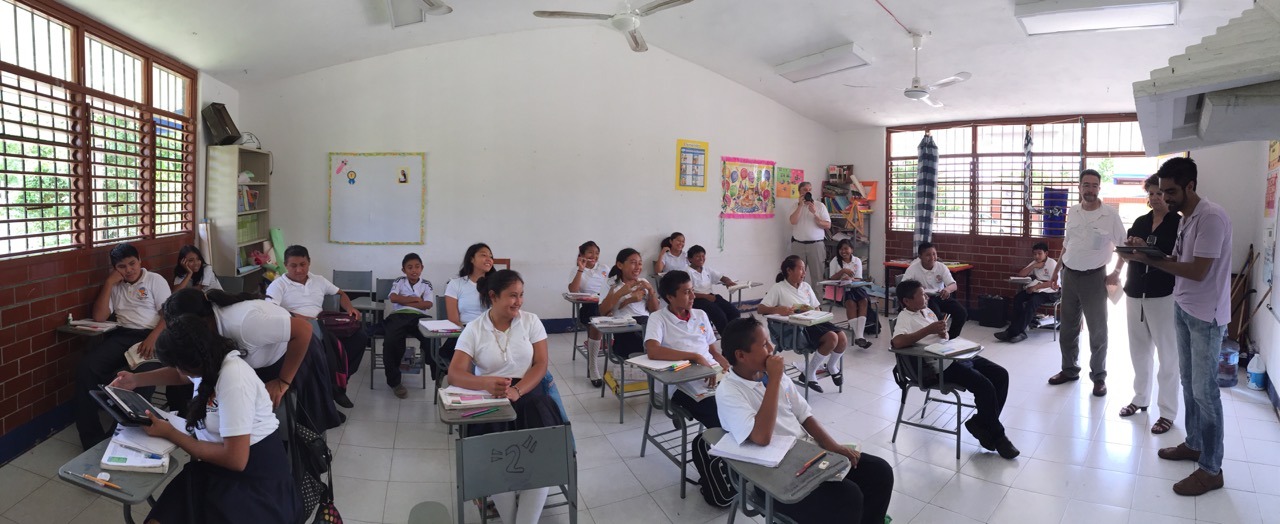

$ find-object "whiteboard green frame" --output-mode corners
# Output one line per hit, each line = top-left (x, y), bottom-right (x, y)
(328, 152), (426, 245)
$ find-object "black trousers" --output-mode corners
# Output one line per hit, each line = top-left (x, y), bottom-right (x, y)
(776, 452), (894, 524)
(382, 312), (434, 387)
(1007, 291), (1059, 336)
(670, 390), (721, 429)
(927, 295), (968, 340)
(75, 327), (151, 449)
(942, 356), (1010, 442)
(693, 295), (740, 334)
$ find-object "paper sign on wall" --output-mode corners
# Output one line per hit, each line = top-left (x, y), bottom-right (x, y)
(676, 139), (709, 191)
(775, 167), (803, 199)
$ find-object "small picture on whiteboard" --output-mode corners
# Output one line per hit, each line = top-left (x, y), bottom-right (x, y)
(347, 171), (357, 185)
(329, 152), (425, 245)
(398, 168), (409, 184)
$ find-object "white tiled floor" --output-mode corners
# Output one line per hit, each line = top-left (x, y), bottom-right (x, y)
(3, 305), (1279, 524)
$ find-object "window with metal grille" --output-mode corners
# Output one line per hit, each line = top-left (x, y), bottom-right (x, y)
(0, 0), (196, 258)
(887, 115), (1148, 237)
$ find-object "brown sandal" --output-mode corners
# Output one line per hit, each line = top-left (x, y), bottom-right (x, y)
(1152, 417), (1174, 434)
(1119, 404), (1148, 417)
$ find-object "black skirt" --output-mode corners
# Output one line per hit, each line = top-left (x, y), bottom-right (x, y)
(466, 377), (566, 438)
(841, 285), (869, 302)
(577, 303), (601, 325)
(146, 432), (300, 524)
(803, 322), (842, 345)
(255, 337), (343, 432)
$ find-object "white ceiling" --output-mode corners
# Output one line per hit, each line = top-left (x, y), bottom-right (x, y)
(59, 0), (1252, 130)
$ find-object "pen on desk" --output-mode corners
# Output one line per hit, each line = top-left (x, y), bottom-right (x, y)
(795, 451), (827, 477)
(68, 471), (122, 490)
(463, 407), (500, 418)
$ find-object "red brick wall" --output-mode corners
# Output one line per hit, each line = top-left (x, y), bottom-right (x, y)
(885, 231), (1065, 302)
(0, 235), (192, 436)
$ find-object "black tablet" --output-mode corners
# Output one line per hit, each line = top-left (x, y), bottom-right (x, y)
(1115, 246), (1167, 258)
(93, 385), (166, 426)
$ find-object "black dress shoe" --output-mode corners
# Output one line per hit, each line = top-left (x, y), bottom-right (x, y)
(795, 379), (824, 393)
(1048, 372), (1080, 385)
(1009, 333), (1027, 343)
(1093, 380), (1108, 397)
(994, 330), (1012, 342)
(830, 372), (844, 387)
(965, 418), (997, 450)
(997, 439), (1021, 459)
(333, 388), (355, 409)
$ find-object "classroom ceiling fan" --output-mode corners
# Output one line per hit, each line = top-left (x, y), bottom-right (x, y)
(533, 0), (695, 52)
(900, 33), (970, 108)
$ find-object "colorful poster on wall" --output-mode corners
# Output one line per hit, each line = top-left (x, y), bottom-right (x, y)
(1267, 172), (1278, 218)
(774, 167), (804, 199)
(720, 157), (775, 219)
(1269, 140), (1280, 171)
(675, 139), (709, 191)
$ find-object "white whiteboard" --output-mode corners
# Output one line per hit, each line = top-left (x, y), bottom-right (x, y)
(328, 152), (425, 244)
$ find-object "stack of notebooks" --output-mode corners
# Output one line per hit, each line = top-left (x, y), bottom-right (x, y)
(437, 385), (510, 409)
(101, 416), (182, 473)
(625, 355), (721, 401)
(709, 435), (796, 467)
(590, 316), (638, 328)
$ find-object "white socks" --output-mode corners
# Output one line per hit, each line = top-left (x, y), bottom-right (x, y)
(490, 488), (549, 524)
(829, 351), (843, 375)
(853, 317), (866, 340)
(586, 338), (602, 380)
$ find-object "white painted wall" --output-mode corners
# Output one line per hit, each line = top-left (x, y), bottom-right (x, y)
(234, 26), (837, 319)
(195, 73), (241, 222)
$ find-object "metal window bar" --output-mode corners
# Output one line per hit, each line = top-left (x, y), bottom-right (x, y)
(888, 159), (917, 232)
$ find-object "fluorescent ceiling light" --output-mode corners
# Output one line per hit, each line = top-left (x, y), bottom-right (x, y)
(774, 43), (872, 83)
(1015, 0), (1179, 35)
(387, 0), (426, 28)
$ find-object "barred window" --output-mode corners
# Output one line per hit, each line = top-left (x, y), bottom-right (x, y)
(0, 0), (195, 258)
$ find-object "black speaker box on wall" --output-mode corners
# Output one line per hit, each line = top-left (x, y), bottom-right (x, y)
(201, 102), (241, 145)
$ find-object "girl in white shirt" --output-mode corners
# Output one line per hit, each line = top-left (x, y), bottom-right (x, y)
(172, 245), (223, 292)
(567, 241), (609, 386)
(448, 270), (564, 524)
(441, 243), (496, 373)
(113, 315), (299, 524)
(653, 232), (689, 274)
(599, 248), (660, 358)
(757, 255), (848, 393)
(829, 239), (872, 349)
(161, 288), (343, 432)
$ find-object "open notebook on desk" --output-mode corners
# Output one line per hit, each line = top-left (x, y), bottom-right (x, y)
(923, 337), (981, 357)
(709, 434), (796, 467)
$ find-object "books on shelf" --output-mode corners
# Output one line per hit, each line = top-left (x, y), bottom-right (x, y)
(69, 319), (117, 333)
(788, 310), (834, 326)
(420, 319), (462, 333)
(437, 386), (510, 409)
(237, 186), (260, 212)
(709, 434), (796, 468)
(923, 337), (981, 357)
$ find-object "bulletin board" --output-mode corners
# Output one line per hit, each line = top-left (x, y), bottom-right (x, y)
(328, 152), (425, 244)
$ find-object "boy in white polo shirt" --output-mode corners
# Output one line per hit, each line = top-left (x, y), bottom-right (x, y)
(644, 271), (729, 428)
(684, 244), (740, 334)
(384, 252), (435, 399)
(74, 243), (171, 449)
(903, 241), (968, 339)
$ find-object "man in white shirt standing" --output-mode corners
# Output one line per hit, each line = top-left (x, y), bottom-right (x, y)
(789, 181), (831, 292)
(1048, 169), (1126, 397)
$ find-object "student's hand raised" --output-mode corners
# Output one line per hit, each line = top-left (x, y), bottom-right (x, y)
(576, 256), (587, 271)
(485, 377), (511, 398)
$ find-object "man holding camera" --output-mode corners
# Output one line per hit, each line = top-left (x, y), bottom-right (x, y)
(789, 181), (831, 291)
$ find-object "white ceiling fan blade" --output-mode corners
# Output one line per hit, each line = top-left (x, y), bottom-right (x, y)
(419, 0), (452, 15)
(635, 0), (692, 16)
(533, 10), (613, 20)
(919, 96), (944, 108)
(625, 28), (649, 52)
(927, 72), (971, 91)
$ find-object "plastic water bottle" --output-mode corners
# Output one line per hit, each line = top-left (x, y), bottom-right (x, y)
(1217, 344), (1239, 387)
(1247, 354), (1267, 391)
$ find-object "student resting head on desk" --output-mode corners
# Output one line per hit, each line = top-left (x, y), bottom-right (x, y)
(644, 270), (730, 428)
(716, 317), (894, 524)
(264, 244), (368, 408)
(74, 242), (173, 450)
(892, 279), (1019, 459)
(383, 252), (436, 399)
(109, 314), (300, 524)
(447, 269), (564, 524)
(171, 244), (222, 292)
(568, 240), (608, 386)
(439, 242), (497, 389)
(830, 239), (872, 349)
(599, 247), (660, 358)
(654, 231), (688, 275)
(684, 244), (741, 334)
(160, 287), (343, 432)
(757, 255), (847, 393)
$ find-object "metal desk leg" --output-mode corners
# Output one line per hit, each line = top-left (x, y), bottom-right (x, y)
(600, 334), (612, 399)
(616, 353), (626, 424)
(641, 378), (655, 458)
(122, 504), (135, 524)
(570, 302), (581, 361)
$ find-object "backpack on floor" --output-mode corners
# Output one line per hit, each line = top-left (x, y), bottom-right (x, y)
(691, 433), (736, 508)
(865, 307), (880, 335)
(319, 329), (349, 390)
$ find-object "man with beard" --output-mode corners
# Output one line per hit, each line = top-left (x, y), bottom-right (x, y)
(1048, 169), (1126, 397)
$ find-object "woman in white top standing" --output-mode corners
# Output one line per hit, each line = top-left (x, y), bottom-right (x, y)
(653, 232), (689, 275)
(829, 239), (872, 349)
(171, 245), (223, 291)
(441, 243), (497, 367)
(448, 270), (564, 524)
(599, 248), (660, 359)
(757, 255), (847, 393)
(567, 241), (609, 387)
(111, 315), (299, 523)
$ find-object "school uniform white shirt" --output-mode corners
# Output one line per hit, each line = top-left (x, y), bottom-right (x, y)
(828, 257), (863, 279)
(1061, 202), (1126, 271)
(456, 310), (548, 379)
(599, 277), (652, 318)
(214, 300), (292, 369)
(892, 306), (952, 372)
(903, 258), (956, 295)
(108, 269), (171, 330)
(187, 352), (279, 444)
(264, 273), (339, 318)
(389, 277), (434, 315)
(570, 265), (609, 295)
(1025, 258), (1059, 294)
(172, 266), (223, 291)
(686, 266), (726, 295)
(716, 368), (813, 445)
(645, 308), (716, 363)
(791, 202), (831, 242)
(660, 252), (690, 273)
(445, 276), (486, 325)
(760, 280), (820, 310)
